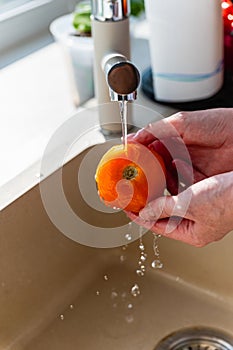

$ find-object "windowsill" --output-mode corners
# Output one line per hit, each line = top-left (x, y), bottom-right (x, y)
(0, 42), (78, 209)
(0, 30), (54, 69)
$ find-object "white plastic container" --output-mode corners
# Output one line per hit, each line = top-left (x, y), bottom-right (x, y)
(50, 14), (94, 106)
(144, 0), (224, 102)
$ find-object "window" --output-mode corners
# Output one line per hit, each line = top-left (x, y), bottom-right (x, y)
(0, 0), (33, 15)
(0, 0), (78, 66)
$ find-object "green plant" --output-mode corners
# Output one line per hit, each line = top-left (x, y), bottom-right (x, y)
(130, 0), (145, 17)
(72, 0), (145, 35)
(72, 1), (92, 36)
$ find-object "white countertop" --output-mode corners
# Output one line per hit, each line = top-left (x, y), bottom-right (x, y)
(0, 35), (176, 210)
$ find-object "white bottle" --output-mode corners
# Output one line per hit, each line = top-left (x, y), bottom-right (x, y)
(144, 0), (224, 102)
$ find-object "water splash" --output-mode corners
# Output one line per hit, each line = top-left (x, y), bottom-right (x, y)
(151, 234), (163, 269)
(136, 269), (144, 277)
(125, 233), (132, 241)
(120, 254), (126, 262)
(111, 291), (118, 299)
(130, 283), (141, 297)
(103, 275), (109, 281)
(151, 259), (163, 269)
(125, 314), (134, 323)
(135, 226), (147, 277)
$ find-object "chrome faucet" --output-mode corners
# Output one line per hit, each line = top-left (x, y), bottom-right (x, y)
(91, 0), (140, 134)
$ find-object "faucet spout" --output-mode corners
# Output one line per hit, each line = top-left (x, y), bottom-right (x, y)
(91, 0), (139, 134)
(102, 53), (140, 101)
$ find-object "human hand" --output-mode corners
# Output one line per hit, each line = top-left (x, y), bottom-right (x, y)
(129, 108), (233, 194)
(127, 171), (233, 247)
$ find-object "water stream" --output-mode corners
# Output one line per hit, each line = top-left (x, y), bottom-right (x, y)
(119, 100), (128, 150)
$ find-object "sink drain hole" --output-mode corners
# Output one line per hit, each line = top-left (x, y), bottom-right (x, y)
(154, 327), (233, 350)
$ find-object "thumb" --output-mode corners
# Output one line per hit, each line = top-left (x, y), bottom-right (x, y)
(139, 193), (191, 222)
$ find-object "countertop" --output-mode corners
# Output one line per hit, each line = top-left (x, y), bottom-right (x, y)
(0, 34), (176, 210)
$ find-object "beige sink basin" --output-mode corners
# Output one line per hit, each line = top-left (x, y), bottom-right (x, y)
(1, 105), (233, 350)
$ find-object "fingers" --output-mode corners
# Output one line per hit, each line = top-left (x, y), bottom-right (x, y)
(130, 115), (182, 145)
(132, 109), (232, 148)
(126, 208), (198, 246)
(148, 139), (179, 194)
(152, 218), (201, 246)
(149, 136), (189, 160)
(139, 186), (194, 222)
(125, 211), (156, 231)
(130, 128), (157, 146)
(130, 109), (232, 149)
(169, 109), (233, 147)
(125, 194), (207, 247)
(139, 133), (194, 194)
(139, 196), (176, 221)
(126, 133), (136, 143)
(172, 159), (206, 186)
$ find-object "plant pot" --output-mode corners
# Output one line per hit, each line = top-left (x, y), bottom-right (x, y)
(50, 14), (94, 106)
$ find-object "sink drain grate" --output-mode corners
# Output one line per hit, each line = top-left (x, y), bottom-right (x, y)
(154, 327), (233, 350)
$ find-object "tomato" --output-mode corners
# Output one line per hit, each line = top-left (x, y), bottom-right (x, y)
(95, 142), (166, 213)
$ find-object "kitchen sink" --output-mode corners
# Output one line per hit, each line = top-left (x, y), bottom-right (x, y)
(1, 104), (233, 350)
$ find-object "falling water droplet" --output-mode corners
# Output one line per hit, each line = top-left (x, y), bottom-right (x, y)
(135, 226), (147, 277)
(60, 314), (64, 321)
(125, 233), (132, 241)
(139, 243), (145, 251)
(131, 283), (141, 297)
(103, 275), (109, 281)
(125, 314), (134, 323)
(121, 292), (127, 299)
(69, 304), (74, 310)
(120, 254), (126, 262)
(128, 221), (132, 228)
(111, 291), (118, 299)
(140, 265), (146, 272)
(136, 269), (145, 276)
(140, 254), (147, 262)
(113, 206), (121, 211)
(96, 290), (100, 296)
(127, 303), (133, 309)
(154, 246), (160, 257)
(151, 259), (163, 269)
(151, 234), (163, 269)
